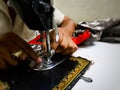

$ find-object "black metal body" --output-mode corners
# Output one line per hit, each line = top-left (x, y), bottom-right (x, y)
(9, 0), (54, 31)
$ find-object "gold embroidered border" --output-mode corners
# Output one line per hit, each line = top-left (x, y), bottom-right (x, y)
(53, 57), (91, 90)
(0, 80), (10, 90)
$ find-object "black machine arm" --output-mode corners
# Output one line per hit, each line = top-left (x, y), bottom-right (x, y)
(9, 0), (54, 31)
(9, 0), (60, 71)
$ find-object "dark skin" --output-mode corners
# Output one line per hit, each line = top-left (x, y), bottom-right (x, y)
(0, 32), (42, 69)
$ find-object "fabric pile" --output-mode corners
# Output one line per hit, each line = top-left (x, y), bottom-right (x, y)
(77, 18), (120, 43)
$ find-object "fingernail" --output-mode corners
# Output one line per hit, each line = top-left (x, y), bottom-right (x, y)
(37, 57), (42, 63)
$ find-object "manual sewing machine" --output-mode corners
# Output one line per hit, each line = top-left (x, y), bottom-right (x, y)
(9, 0), (60, 71)
(0, 0), (92, 89)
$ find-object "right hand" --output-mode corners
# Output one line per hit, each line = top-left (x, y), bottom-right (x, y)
(50, 28), (78, 55)
(0, 32), (42, 69)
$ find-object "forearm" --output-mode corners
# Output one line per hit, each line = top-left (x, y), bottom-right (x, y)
(59, 16), (77, 37)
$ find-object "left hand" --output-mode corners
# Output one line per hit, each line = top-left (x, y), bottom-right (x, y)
(0, 32), (42, 69)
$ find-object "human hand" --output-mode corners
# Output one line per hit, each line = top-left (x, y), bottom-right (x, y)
(50, 28), (78, 55)
(0, 32), (42, 69)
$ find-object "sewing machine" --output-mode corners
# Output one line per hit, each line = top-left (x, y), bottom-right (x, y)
(0, 0), (92, 89)
(8, 0), (60, 71)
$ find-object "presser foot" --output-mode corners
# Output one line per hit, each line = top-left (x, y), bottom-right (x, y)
(33, 59), (65, 71)
(32, 55), (69, 71)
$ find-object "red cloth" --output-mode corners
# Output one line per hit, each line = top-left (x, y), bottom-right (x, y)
(28, 30), (91, 45)
(28, 34), (42, 44)
(72, 30), (90, 45)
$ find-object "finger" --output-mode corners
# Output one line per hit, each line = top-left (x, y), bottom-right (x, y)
(0, 57), (7, 69)
(4, 51), (19, 67)
(55, 41), (68, 53)
(64, 43), (78, 54)
(21, 44), (42, 63)
(62, 46), (77, 55)
(1, 32), (41, 67)
(19, 50), (42, 64)
(56, 41), (78, 54)
(5, 43), (19, 53)
(19, 43), (42, 63)
(7, 33), (42, 63)
(55, 46), (65, 53)
(50, 41), (60, 51)
(18, 51), (28, 61)
(0, 44), (19, 67)
(1, 36), (21, 54)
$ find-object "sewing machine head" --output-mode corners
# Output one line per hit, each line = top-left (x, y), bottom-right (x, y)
(8, 0), (54, 30)
(9, 0), (60, 70)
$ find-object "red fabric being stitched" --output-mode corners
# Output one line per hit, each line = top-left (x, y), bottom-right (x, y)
(72, 30), (91, 45)
(28, 30), (91, 45)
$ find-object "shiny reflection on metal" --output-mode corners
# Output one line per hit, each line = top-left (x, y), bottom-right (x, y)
(30, 44), (66, 71)
(33, 58), (65, 71)
(81, 76), (93, 83)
